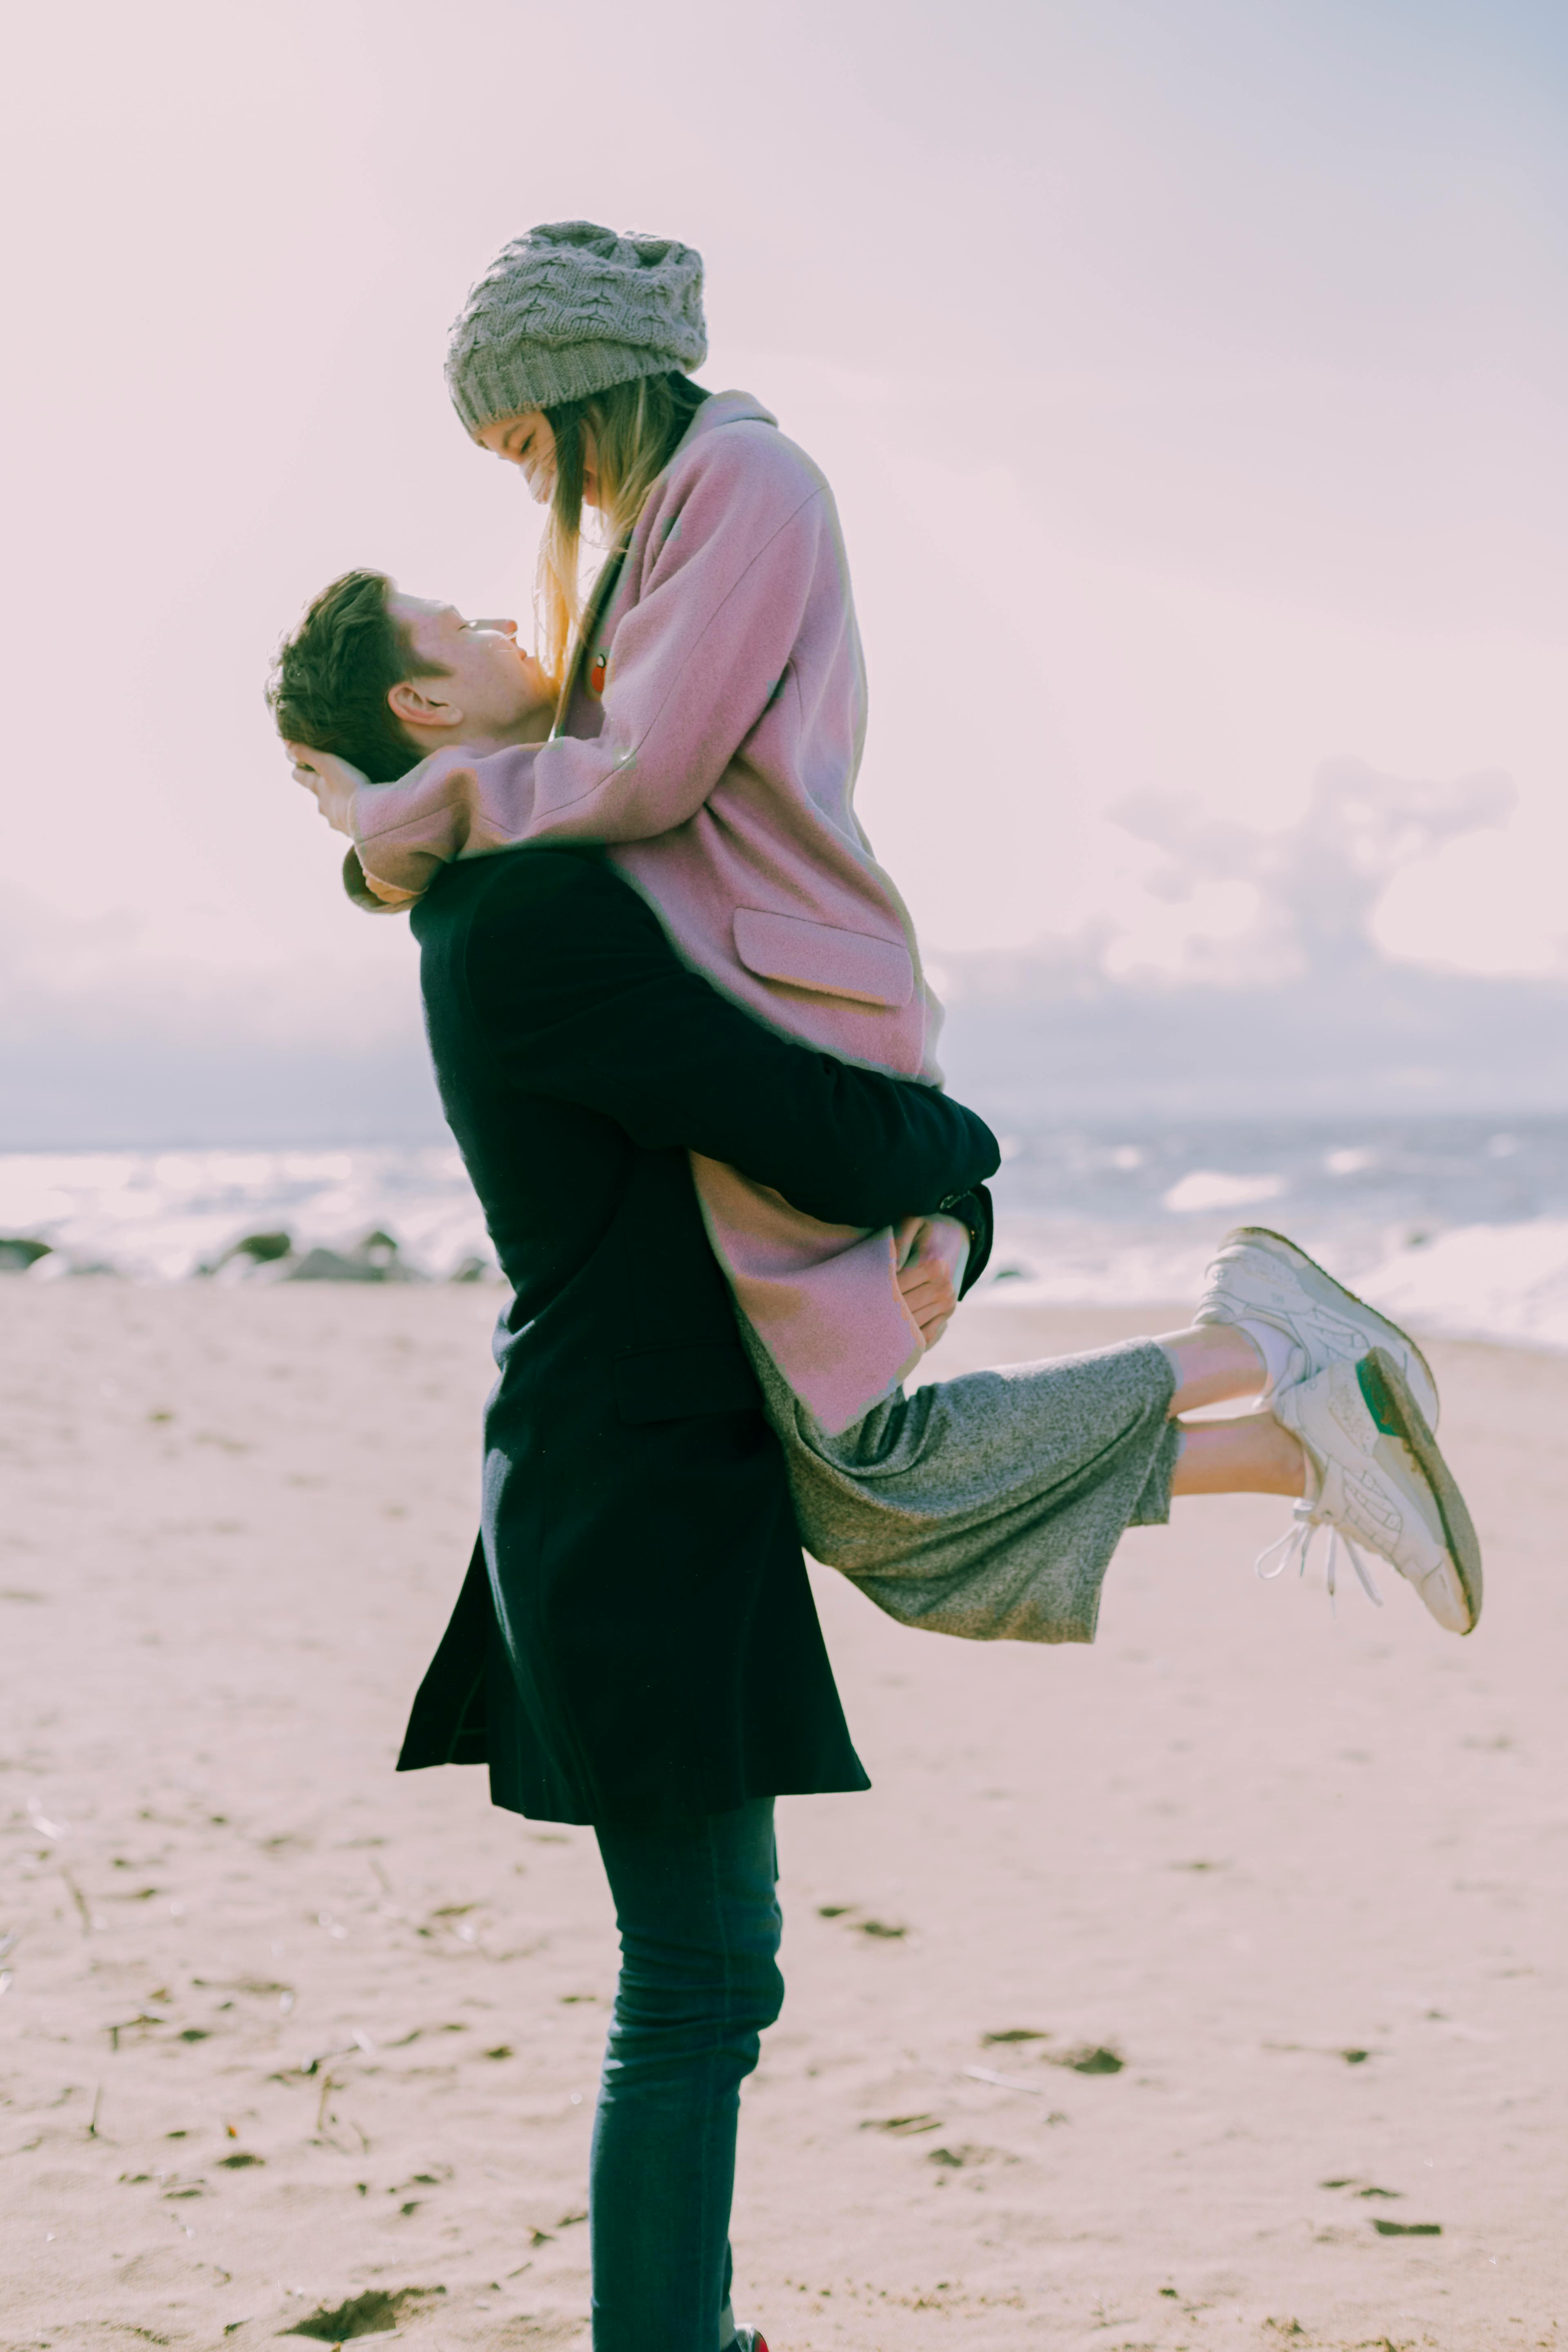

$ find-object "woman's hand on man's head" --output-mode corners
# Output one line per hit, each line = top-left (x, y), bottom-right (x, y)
(288, 743), (368, 838)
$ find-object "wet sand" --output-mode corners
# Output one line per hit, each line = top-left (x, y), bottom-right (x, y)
(1, 1280), (1563, 2351)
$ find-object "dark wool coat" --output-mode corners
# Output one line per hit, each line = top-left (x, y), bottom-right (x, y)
(396, 848), (999, 1825)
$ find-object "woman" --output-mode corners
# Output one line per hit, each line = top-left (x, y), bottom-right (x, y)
(289, 221), (1481, 2352)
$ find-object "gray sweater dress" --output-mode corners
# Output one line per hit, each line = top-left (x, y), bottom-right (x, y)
(741, 1323), (1181, 1646)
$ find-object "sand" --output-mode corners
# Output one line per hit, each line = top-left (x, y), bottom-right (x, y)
(1, 1278), (1564, 2352)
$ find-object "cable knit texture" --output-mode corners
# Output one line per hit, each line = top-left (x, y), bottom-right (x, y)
(446, 220), (708, 432)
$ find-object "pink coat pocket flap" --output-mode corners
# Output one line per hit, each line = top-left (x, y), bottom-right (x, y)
(732, 907), (915, 1008)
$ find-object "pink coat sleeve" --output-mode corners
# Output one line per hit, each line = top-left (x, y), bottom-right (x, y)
(351, 444), (824, 900)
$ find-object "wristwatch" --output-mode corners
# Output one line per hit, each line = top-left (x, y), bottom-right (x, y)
(934, 1186), (994, 1294)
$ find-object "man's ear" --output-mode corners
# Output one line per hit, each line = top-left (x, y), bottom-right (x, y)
(388, 677), (464, 732)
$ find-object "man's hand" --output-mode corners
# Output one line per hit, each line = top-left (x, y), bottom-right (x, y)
(288, 743), (369, 838)
(894, 1215), (960, 1350)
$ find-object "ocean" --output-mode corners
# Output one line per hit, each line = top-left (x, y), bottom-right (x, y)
(5, 1115), (1568, 1353)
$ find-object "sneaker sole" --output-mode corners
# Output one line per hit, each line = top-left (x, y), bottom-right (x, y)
(1224, 1226), (1440, 1430)
(1357, 1346), (1483, 1634)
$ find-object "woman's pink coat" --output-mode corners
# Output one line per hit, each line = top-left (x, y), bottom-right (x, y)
(346, 391), (949, 1432)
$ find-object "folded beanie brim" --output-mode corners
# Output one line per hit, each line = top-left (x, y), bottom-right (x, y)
(447, 335), (697, 434)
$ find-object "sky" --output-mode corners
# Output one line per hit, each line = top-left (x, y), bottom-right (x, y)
(3, 0), (1567, 1141)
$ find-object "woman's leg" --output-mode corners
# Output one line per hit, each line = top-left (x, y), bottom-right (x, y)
(589, 1796), (782, 2352)
(1153, 1324), (1308, 1495)
(1152, 1321), (1306, 1496)
(1152, 1322), (1268, 1416)
(741, 1309), (1291, 1643)
(1169, 1412), (1305, 1496)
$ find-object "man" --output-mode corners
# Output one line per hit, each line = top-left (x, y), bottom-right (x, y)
(268, 569), (998, 2346)
(270, 562), (995, 1814)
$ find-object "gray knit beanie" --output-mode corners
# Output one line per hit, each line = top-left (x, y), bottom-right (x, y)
(445, 220), (707, 434)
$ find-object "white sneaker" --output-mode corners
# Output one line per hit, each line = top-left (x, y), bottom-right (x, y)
(1196, 1226), (1439, 1427)
(1266, 1349), (1481, 1634)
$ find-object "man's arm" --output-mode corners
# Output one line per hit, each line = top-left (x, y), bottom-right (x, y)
(457, 853), (999, 1231)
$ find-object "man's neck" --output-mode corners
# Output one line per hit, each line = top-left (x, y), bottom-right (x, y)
(405, 709), (552, 762)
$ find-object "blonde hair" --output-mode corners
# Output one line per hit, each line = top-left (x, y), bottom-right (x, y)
(535, 372), (708, 690)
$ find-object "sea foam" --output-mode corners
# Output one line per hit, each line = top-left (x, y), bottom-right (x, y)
(4, 1130), (1568, 1354)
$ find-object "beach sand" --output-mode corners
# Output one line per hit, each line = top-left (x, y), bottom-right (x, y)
(2, 1280), (1563, 2351)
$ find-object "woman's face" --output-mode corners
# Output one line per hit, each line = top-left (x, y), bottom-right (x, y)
(477, 410), (600, 508)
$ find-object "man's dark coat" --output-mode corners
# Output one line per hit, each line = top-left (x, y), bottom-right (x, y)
(396, 849), (999, 1825)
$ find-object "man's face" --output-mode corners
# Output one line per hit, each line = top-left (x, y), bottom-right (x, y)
(387, 593), (552, 739)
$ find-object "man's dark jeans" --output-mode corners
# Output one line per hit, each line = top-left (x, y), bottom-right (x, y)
(590, 1798), (782, 2350)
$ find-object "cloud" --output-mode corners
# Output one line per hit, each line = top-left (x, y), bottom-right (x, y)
(1107, 757), (1517, 982)
(5, 758), (1562, 1148)
(0, 889), (443, 1149)
(933, 763), (1568, 1120)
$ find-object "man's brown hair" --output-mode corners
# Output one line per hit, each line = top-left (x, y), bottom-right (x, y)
(267, 569), (445, 782)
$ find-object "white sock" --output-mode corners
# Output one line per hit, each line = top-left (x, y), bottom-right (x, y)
(1234, 1316), (1301, 1400)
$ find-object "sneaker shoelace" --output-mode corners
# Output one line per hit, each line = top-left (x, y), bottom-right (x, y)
(1255, 1495), (1384, 1610)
